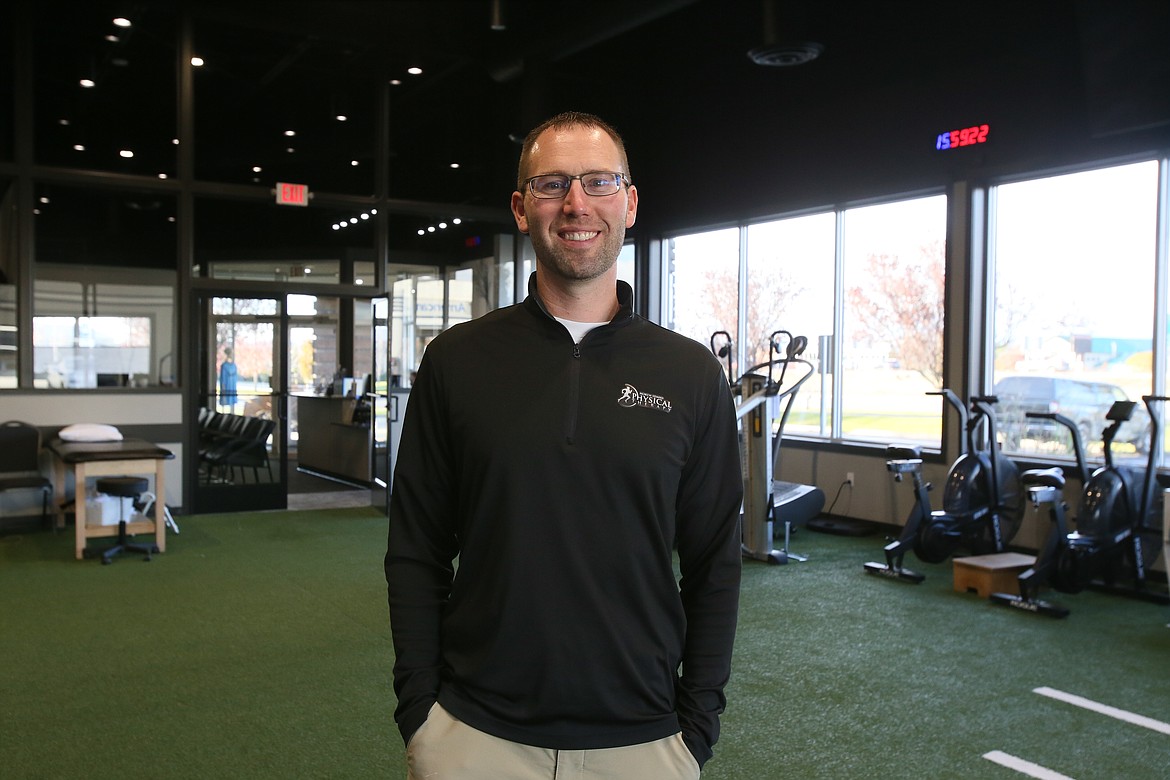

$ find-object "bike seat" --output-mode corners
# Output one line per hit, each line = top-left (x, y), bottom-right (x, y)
(886, 458), (924, 475)
(886, 445), (922, 460)
(1021, 467), (1065, 489)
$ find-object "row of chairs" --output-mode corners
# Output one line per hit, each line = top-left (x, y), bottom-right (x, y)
(198, 410), (276, 484)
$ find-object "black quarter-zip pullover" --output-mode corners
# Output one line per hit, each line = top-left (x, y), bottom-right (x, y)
(386, 275), (743, 768)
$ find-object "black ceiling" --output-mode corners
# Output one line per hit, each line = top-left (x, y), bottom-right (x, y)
(14, 0), (1170, 246)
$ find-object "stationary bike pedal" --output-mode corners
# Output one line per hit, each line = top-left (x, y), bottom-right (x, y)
(989, 592), (1069, 618)
(863, 561), (925, 584)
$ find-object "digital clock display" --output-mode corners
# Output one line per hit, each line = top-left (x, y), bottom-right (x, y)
(935, 124), (989, 150)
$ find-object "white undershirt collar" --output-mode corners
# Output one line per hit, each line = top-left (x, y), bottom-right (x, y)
(555, 316), (608, 344)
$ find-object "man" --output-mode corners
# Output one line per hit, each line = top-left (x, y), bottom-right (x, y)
(386, 111), (743, 779)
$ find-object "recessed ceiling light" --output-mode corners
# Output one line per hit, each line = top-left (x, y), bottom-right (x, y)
(438, 222), (448, 229)
(452, 218), (462, 225)
(351, 160), (359, 166)
(360, 213), (369, 220)
(119, 149), (134, 158)
(407, 67), (423, 75)
(417, 229), (425, 236)
(284, 130), (296, 137)
(105, 34), (120, 43)
(450, 162), (460, 169)
(191, 56), (205, 67)
(72, 144), (85, 151)
(389, 78), (402, 86)
(356, 279), (365, 285)
(59, 118), (70, 126)
(158, 173), (168, 179)
(427, 225), (435, 232)
(252, 166), (262, 173)
(39, 196), (49, 204)
(172, 138), (180, 145)
(286, 147), (295, 153)
(336, 114), (348, 122)
(80, 78), (95, 88)
(113, 17), (132, 28)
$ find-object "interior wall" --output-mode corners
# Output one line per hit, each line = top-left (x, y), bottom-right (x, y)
(2, 392), (184, 516)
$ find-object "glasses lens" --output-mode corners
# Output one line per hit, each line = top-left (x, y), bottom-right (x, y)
(582, 173), (622, 196)
(530, 175), (570, 198)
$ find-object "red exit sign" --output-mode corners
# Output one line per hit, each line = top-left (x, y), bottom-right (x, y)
(276, 181), (309, 206)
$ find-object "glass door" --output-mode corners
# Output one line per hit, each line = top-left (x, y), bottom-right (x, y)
(193, 294), (286, 513)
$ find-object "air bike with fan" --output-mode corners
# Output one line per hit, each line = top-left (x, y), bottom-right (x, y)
(864, 391), (1025, 583)
(711, 329), (825, 565)
(989, 395), (1170, 617)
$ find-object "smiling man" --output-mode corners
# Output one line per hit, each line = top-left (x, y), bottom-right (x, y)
(386, 112), (743, 779)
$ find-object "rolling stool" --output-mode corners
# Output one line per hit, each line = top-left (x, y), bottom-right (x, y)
(90, 476), (158, 565)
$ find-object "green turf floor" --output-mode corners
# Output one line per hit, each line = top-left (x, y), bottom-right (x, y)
(2, 510), (1168, 779)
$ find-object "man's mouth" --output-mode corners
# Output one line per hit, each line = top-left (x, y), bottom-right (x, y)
(560, 231), (600, 242)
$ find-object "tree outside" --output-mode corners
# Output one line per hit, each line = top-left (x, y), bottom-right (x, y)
(846, 239), (945, 387)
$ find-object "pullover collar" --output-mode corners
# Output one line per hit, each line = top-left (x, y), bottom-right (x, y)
(522, 272), (636, 334)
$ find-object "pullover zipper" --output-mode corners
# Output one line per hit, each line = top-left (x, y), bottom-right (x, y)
(566, 343), (581, 444)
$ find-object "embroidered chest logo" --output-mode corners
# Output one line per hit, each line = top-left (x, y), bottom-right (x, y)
(617, 384), (672, 413)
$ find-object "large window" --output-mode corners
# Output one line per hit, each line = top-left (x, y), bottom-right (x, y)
(665, 228), (740, 379)
(992, 162), (1159, 459)
(746, 214), (836, 436)
(33, 306), (155, 388)
(841, 196), (948, 444)
(1, 179), (15, 387)
(33, 4), (177, 177)
(32, 185), (178, 388)
(665, 195), (947, 446)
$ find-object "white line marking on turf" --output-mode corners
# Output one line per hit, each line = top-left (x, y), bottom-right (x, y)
(983, 750), (1075, 780)
(1034, 686), (1170, 736)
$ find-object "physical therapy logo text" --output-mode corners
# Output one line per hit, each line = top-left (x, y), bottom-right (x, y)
(618, 384), (672, 413)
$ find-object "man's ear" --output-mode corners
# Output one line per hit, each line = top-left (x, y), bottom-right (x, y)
(625, 184), (638, 229)
(511, 191), (529, 234)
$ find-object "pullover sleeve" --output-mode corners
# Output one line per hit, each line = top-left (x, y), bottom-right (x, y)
(384, 353), (459, 745)
(673, 370), (743, 768)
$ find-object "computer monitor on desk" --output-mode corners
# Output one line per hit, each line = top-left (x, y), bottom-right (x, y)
(339, 375), (369, 398)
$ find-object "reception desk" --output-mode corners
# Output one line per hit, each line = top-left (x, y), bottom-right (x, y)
(295, 395), (373, 485)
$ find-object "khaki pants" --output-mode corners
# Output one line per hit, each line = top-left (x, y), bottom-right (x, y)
(406, 703), (701, 780)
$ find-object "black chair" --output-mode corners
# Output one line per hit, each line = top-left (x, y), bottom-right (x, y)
(224, 417), (276, 483)
(88, 476), (157, 564)
(0, 421), (53, 529)
(202, 416), (276, 484)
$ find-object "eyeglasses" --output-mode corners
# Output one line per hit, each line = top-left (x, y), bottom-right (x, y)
(524, 171), (629, 199)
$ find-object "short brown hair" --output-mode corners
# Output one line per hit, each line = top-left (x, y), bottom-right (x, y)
(516, 111), (631, 190)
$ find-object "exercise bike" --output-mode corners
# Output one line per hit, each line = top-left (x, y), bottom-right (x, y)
(713, 329), (823, 565)
(990, 395), (1169, 616)
(865, 390), (1025, 582)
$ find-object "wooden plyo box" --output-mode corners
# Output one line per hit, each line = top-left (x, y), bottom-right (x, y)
(953, 552), (1036, 598)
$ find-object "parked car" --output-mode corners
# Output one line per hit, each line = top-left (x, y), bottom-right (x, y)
(992, 375), (1152, 454)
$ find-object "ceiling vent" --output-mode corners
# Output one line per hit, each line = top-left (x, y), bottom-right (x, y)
(747, 41), (823, 67)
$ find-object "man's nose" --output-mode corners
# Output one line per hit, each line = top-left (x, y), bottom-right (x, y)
(561, 179), (590, 212)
